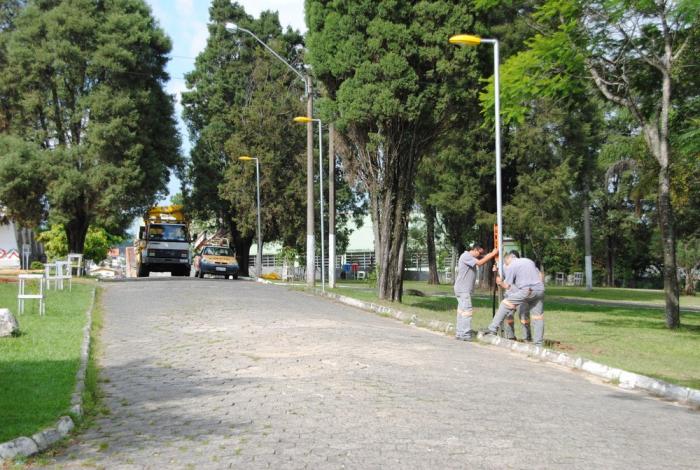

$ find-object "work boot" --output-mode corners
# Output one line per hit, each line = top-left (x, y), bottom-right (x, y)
(479, 328), (497, 337)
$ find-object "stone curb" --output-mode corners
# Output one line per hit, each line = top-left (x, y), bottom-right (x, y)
(307, 289), (699, 410)
(0, 288), (96, 463)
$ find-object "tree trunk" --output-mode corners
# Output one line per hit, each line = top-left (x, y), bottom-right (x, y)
(373, 186), (411, 302)
(655, 64), (680, 328)
(425, 205), (439, 285)
(228, 217), (253, 278)
(605, 235), (614, 287)
(658, 165), (680, 327)
(65, 213), (89, 254)
(684, 269), (696, 296)
(234, 237), (253, 278)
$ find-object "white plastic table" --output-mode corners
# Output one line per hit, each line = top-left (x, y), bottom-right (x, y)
(18, 273), (46, 315)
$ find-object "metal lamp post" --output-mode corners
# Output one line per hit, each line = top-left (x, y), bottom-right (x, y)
(238, 156), (262, 278)
(225, 22), (316, 287)
(449, 34), (504, 275)
(294, 116), (326, 292)
(328, 124), (336, 289)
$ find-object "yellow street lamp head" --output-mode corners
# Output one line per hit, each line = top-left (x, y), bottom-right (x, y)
(238, 156), (253, 161)
(293, 116), (313, 123)
(449, 34), (482, 46)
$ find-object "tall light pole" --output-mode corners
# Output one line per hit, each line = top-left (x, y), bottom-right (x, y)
(225, 22), (316, 287)
(238, 156), (262, 278)
(294, 116), (325, 292)
(449, 34), (504, 275)
(328, 123), (336, 289)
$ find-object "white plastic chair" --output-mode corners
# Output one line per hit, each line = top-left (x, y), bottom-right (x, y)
(67, 253), (84, 277)
(18, 273), (46, 315)
(55, 260), (72, 291)
(555, 272), (566, 286)
(44, 262), (58, 290)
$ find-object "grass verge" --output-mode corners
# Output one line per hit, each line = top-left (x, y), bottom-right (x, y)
(79, 286), (106, 424)
(329, 284), (700, 389)
(335, 280), (700, 308)
(0, 280), (95, 443)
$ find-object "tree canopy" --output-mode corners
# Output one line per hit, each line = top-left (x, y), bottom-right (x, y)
(182, 1), (365, 276)
(181, 1), (308, 276)
(485, 0), (700, 325)
(0, 0), (181, 252)
(306, 0), (483, 301)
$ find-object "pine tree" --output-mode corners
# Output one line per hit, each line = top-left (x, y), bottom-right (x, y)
(306, 0), (479, 301)
(0, 0), (181, 252)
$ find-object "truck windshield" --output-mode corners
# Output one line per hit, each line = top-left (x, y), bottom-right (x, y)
(148, 224), (189, 242)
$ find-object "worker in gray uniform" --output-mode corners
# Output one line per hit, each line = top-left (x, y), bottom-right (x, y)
(500, 250), (541, 341)
(482, 252), (545, 346)
(499, 250), (524, 341)
(454, 244), (499, 341)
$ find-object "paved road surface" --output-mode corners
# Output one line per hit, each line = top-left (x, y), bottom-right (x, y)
(43, 279), (699, 469)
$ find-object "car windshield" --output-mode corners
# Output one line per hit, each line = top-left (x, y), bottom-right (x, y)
(203, 247), (233, 256)
(148, 224), (188, 242)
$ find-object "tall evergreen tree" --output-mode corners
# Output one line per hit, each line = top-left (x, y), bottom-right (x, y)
(181, 1), (307, 276)
(0, 0), (181, 252)
(306, 0), (479, 301)
(409, 1), (543, 290)
(0, 0), (26, 131)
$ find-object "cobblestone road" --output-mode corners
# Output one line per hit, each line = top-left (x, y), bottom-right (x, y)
(44, 279), (699, 469)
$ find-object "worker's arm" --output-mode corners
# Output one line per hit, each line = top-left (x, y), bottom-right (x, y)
(495, 275), (511, 290)
(476, 247), (499, 267)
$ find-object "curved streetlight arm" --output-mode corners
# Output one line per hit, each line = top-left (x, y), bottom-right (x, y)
(225, 23), (309, 96)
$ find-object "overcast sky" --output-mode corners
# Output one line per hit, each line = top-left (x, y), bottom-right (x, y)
(144, 0), (307, 201)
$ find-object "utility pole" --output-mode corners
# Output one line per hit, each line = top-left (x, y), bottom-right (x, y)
(584, 203), (593, 290)
(224, 23), (316, 288)
(305, 76), (315, 287)
(328, 123), (336, 289)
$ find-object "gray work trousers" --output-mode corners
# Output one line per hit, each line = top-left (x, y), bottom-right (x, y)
(455, 292), (473, 339)
(503, 305), (532, 341)
(488, 288), (545, 345)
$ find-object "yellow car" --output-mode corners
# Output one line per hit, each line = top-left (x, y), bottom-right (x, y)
(193, 246), (239, 279)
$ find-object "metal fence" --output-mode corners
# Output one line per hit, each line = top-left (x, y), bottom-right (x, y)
(248, 251), (376, 271)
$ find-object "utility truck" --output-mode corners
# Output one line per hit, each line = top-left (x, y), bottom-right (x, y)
(135, 205), (191, 277)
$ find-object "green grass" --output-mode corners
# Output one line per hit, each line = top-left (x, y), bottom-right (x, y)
(80, 286), (107, 421)
(0, 280), (95, 443)
(330, 283), (700, 389)
(546, 286), (700, 308)
(336, 279), (700, 308)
